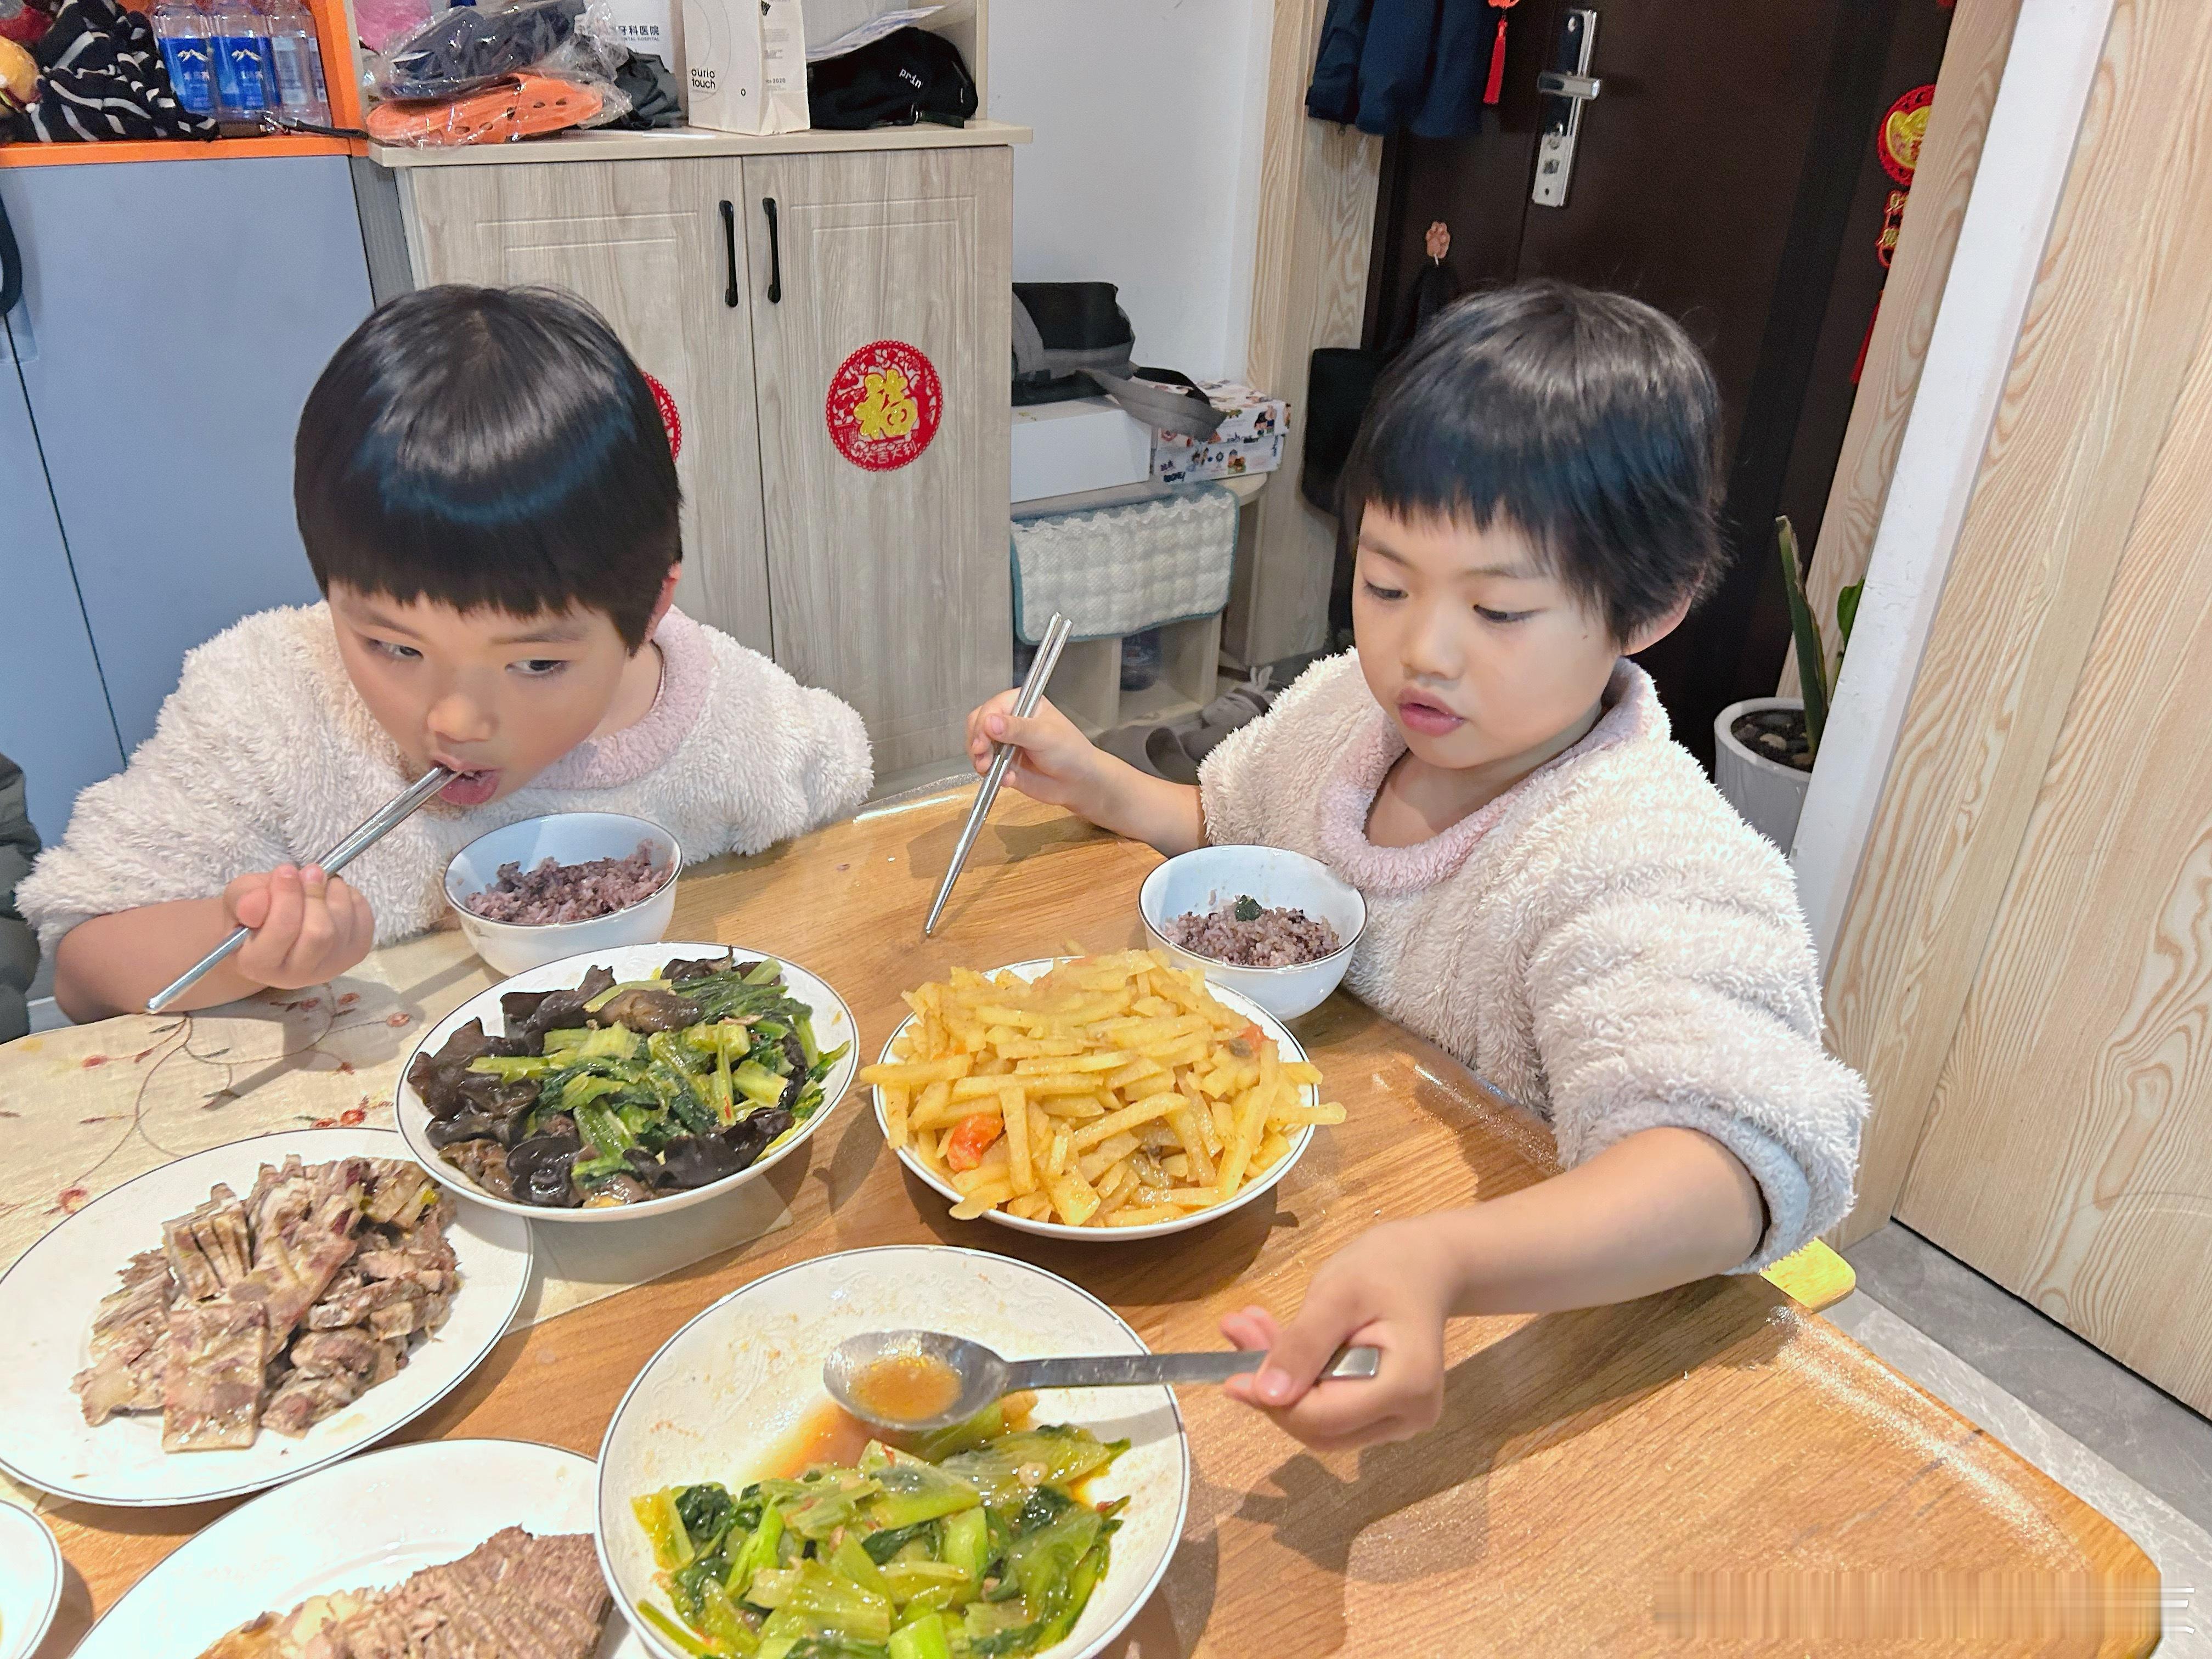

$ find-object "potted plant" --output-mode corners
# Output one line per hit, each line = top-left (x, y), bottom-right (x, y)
(1715, 516), (1860, 853)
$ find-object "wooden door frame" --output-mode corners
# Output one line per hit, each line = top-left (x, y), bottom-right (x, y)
(1224, 0), (1381, 670)
(1797, 0), (2212, 1249)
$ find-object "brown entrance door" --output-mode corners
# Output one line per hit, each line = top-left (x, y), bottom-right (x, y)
(1361, 0), (1954, 766)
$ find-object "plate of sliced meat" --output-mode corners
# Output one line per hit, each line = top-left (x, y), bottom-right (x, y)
(0, 1128), (532, 1506)
(72, 1437), (640, 1658)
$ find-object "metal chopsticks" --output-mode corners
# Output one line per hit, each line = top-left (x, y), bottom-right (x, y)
(924, 613), (1073, 936)
(145, 765), (454, 1015)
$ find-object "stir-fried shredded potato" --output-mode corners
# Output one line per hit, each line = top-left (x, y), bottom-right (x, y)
(862, 951), (1345, 1228)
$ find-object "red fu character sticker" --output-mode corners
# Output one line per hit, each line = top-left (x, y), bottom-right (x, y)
(826, 339), (943, 471)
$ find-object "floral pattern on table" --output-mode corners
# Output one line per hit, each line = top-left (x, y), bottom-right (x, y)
(0, 930), (499, 1276)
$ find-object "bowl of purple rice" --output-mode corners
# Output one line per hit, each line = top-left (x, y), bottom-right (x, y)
(1138, 844), (1365, 1022)
(444, 812), (682, 975)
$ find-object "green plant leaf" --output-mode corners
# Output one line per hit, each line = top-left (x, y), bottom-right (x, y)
(1776, 516), (1828, 758)
(1835, 580), (1864, 676)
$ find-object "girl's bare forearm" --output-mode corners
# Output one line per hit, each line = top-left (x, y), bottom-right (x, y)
(1431, 1127), (1768, 1314)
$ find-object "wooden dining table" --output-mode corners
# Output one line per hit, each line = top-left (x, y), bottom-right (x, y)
(16, 787), (2162, 1656)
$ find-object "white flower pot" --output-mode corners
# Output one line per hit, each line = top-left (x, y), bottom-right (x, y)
(1715, 697), (1813, 854)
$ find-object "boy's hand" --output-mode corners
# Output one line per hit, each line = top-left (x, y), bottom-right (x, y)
(1219, 1219), (1461, 1452)
(965, 692), (1106, 814)
(221, 862), (376, 990)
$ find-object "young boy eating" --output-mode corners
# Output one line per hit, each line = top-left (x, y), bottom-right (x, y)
(24, 286), (872, 1020)
(966, 281), (1867, 1451)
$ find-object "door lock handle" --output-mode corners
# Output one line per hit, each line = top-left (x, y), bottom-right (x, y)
(1535, 70), (1601, 101)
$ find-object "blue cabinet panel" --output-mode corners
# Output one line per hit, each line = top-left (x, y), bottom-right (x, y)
(3, 157), (373, 752)
(0, 322), (126, 848)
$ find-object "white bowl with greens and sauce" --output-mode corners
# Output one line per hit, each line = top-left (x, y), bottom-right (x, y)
(394, 942), (858, 1222)
(597, 1246), (1189, 1659)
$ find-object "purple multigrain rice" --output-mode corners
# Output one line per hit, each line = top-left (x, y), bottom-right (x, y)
(461, 840), (669, 925)
(1164, 895), (1340, 968)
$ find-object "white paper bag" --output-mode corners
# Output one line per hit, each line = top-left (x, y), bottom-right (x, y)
(681, 0), (809, 134)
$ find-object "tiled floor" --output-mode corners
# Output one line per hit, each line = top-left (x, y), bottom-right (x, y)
(1835, 1222), (2211, 1650)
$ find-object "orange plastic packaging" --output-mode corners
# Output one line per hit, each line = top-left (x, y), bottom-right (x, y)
(365, 70), (603, 145)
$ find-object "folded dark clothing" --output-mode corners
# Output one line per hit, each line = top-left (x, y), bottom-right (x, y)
(376, 0), (582, 100)
(605, 49), (679, 129)
(2, 0), (216, 142)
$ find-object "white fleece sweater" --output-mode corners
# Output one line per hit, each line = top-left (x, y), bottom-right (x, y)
(1198, 653), (1865, 1271)
(19, 603), (872, 956)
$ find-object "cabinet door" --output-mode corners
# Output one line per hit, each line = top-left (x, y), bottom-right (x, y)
(403, 159), (774, 659)
(0, 314), (126, 847)
(4, 158), (363, 754)
(743, 148), (1013, 778)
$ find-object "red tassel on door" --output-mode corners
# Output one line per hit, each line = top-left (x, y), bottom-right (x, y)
(1484, 0), (1517, 106)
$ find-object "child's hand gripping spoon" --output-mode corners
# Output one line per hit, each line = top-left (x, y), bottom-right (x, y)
(923, 611), (1072, 936)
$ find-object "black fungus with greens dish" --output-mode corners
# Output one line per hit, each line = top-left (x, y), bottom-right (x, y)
(409, 953), (848, 1209)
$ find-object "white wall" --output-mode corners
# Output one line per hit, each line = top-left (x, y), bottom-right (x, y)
(989, 0), (1272, 383)
(1790, 0), (2115, 967)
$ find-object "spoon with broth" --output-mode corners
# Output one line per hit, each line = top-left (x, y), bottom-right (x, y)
(825, 1328), (1381, 1435)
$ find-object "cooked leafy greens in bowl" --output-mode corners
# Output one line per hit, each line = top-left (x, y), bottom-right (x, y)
(631, 1407), (1128, 1659)
(408, 952), (850, 1210)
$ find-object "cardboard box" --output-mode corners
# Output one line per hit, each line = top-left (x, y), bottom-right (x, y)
(680, 0), (809, 134)
(1152, 379), (1287, 485)
(1012, 397), (1154, 503)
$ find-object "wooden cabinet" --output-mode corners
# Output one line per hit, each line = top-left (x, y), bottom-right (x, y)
(402, 157), (774, 661)
(389, 134), (1016, 780)
(743, 148), (1011, 777)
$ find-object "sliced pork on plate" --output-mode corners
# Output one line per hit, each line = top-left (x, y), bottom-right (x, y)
(71, 1156), (462, 1452)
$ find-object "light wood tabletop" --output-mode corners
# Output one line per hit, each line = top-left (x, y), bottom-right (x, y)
(33, 788), (2160, 1656)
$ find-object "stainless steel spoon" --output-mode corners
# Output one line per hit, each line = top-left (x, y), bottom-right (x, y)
(823, 1328), (1383, 1434)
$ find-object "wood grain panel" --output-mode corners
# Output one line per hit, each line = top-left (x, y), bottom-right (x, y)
(400, 159), (775, 658)
(1782, 0), (2023, 694)
(1826, 0), (2212, 1244)
(1225, 0), (1379, 668)
(743, 147), (1013, 777)
(38, 791), (2159, 1656)
(1896, 318), (2212, 1412)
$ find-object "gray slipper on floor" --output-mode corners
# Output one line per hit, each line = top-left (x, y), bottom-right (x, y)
(1145, 725), (1201, 785)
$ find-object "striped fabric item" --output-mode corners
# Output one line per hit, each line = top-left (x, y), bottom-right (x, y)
(3, 0), (216, 142)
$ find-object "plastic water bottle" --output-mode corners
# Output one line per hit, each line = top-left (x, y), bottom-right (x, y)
(150, 0), (216, 117)
(263, 0), (329, 125)
(208, 0), (274, 123)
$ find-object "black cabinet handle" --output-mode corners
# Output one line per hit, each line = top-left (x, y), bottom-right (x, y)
(719, 200), (740, 308)
(761, 196), (782, 304)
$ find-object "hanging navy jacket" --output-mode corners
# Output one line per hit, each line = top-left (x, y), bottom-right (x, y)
(1306, 0), (1491, 138)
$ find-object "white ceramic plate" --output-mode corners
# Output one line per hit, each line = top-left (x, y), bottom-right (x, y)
(73, 1437), (644, 1658)
(874, 958), (1320, 1240)
(395, 943), (860, 1224)
(597, 1245), (1189, 1659)
(0, 1502), (62, 1659)
(0, 1128), (533, 1508)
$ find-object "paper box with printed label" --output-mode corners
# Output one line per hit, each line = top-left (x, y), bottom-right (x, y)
(605, 0), (675, 68)
(1150, 379), (1288, 484)
(681, 0), (809, 133)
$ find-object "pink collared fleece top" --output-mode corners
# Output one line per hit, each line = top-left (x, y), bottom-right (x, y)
(19, 603), (872, 956)
(1198, 652), (1866, 1272)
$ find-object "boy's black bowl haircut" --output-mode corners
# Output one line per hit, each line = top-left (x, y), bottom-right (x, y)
(295, 285), (682, 651)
